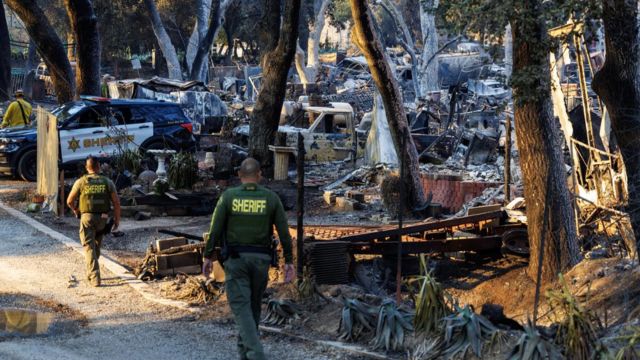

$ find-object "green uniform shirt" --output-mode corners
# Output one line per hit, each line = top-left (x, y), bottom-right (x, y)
(205, 183), (293, 263)
(71, 174), (116, 213)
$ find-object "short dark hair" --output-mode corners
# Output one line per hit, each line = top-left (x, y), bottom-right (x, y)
(86, 156), (100, 170)
(238, 158), (260, 178)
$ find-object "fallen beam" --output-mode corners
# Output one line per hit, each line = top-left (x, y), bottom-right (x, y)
(336, 211), (504, 243)
(350, 236), (503, 255)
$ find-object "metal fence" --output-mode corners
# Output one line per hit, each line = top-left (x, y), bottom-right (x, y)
(10, 68), (25, 94)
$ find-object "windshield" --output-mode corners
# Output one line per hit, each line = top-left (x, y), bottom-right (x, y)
(51, 102), (86, 123)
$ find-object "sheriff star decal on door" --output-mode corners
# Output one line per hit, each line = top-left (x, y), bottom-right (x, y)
(68, 137), (80, 152)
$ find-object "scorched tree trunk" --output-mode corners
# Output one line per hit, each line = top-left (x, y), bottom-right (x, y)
(349, 0), (427, 210)
(248, 0), (301, 175)
(65, 0), (101, 96)
(0, 1), (11, 101)
(511, 0), (579, 282)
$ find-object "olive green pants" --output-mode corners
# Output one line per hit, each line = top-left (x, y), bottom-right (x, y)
(79, 213), (106, 282)
(224, 253), (271, 360)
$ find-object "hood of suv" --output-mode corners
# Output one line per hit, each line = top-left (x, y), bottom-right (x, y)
(0, 127), (36, 138)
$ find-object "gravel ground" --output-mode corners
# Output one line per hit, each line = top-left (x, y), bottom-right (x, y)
(0, 208), (363, 360)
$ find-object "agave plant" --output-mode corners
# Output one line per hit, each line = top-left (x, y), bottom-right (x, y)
(112, 147), (143, 175)
(297, 267), (314, 301)
(262, 299), (303, 326)
(442, 304), (498, 358)
(408, 254), (451, 335)
(371, 299), (414, 352)
(408, 336), (443, 360)
(507, 319), (564, 360)
(168, 151), (199, 189)
(546, 274), (604, 360)
(338, 298), (378, 342)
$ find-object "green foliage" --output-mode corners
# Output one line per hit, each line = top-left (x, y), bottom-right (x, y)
(262, 299), (303, 326)
(545, 274), (605, 360)
(442, 304), (497, 358)
(371, 299), (414, 352)
(112, 147), (143, 175)
(168, 152), (198, 189)
(93, 0), (158, 61)
(153, 179), (170, 195)
(338, 298), (378, 342)
(407, 254), (451, 335)
(409, 336), (443, 360)
(508, 319), (564, 360)
(327, 0), (352, 31)
(437, 0), (602, 105)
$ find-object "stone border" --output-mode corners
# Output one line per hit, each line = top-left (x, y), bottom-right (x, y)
(0, 201), (198, 313)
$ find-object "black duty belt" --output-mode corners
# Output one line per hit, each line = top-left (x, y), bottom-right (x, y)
(228, 245), (270, 255)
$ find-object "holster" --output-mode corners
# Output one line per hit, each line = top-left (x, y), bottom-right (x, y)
(97, 217), (114, 237)
(215, 246), (227, 268)
(270, 237), (279, 268)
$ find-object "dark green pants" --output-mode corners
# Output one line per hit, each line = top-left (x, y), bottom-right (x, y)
(79, 213), (106, 281)
(224, 253), (271, 360)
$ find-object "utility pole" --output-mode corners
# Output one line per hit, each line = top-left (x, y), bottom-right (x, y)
(296, 132), (305, 282)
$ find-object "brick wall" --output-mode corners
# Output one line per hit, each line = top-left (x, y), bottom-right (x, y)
(420, 174), (501, 213)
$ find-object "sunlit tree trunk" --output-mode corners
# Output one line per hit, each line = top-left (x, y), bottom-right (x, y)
(6, 0), (75, 103)
(142, 0), (182, 80)
(350, 0), (427, 209)
(294, 0), (329, 86)
(378, 0), (422, 100)
(186, 0), (212, 74)
(418, 0), (439, 95)
(190, 0), (235, 81)
(504, 23), (512, 80)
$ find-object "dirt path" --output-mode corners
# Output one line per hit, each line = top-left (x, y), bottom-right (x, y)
(0, 208), (355, 360)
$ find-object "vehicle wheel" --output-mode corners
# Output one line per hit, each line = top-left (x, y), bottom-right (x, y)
(141, 141), (170, 172)
(501, 229), (529, 256)
(17, 149), (37, 182)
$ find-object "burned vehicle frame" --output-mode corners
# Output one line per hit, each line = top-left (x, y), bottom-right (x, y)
(235, 103), (366, 163)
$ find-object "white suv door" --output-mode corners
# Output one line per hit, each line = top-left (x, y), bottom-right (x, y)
(108, 106), (153, 151)
(59, 105), (113, 163)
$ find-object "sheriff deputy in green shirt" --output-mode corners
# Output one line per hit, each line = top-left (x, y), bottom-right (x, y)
(203, 158), (295, 360)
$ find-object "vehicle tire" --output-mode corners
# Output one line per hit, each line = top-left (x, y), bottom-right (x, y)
(501, 229), (529, 256)
(17, 149), (37, 182)
(140, 141), (171, 172)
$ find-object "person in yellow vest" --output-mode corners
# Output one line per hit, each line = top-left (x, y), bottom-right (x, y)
(1, 89), (32, 129)
(67, 156), (121, 287)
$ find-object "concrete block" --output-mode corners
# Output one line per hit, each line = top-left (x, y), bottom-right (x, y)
(335, 197), (355, 211)
(157, 265), (201, 276)
(156, 251), (201, 271)
(323, 191), (336, 205)
(156, 237), (188, 252)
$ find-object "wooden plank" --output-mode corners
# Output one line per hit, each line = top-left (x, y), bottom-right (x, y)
(467, 204), (502, 216)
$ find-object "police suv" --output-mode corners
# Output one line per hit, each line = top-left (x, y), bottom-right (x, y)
(0, 97), (196, 181)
